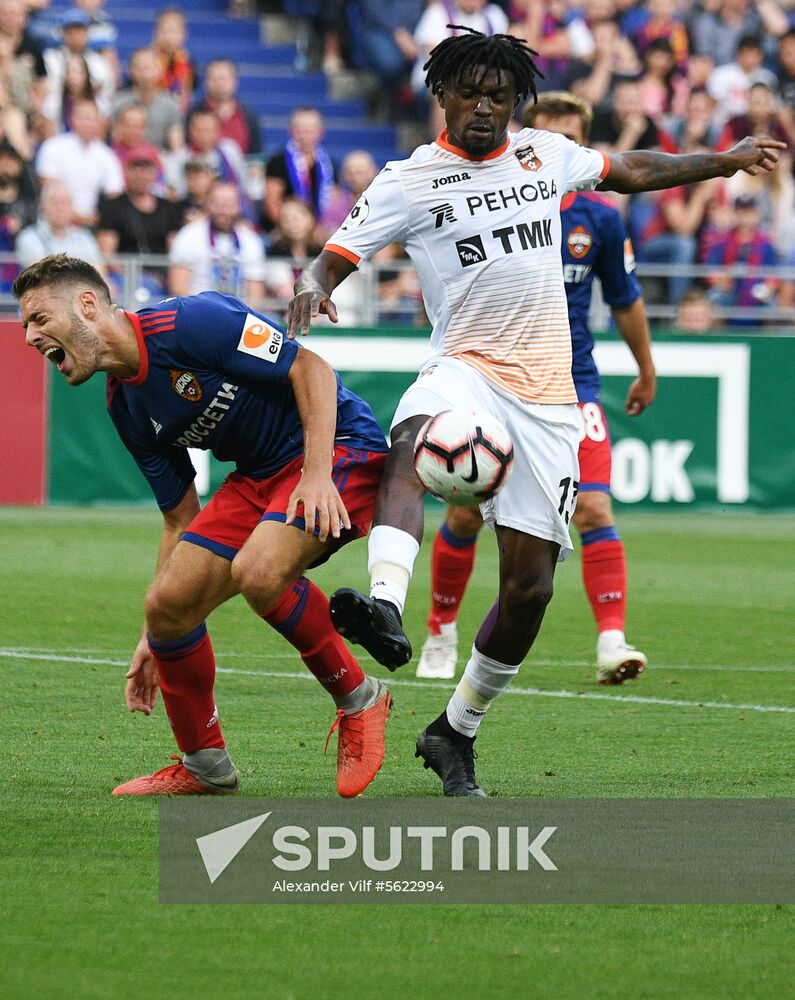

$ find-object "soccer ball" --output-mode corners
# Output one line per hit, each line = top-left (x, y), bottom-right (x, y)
(413, 409), (514, 507)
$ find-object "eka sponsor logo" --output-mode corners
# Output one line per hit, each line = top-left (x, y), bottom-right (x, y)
(237, 313), (284, 363)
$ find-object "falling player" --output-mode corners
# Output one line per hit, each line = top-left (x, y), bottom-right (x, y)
(15, 254), (391, 798)
(416, 91), (655, 686)
(288, 28), (784, 796)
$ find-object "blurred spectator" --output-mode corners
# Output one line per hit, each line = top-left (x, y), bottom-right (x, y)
(168, 180), (265, 298)
(667, 87), (721, 152)
(627, 0), (688, 66)
(374, 242), (423, 324)
(570, 18), (641, 111)
(354, 0), (424, 96)
(412, 2), (510, 135)
(0, 142), (36, 289)
(263, 197), (324, 299)
(0, 74), (31, 157)
(151, 7), (195, 113)
(73, 0), (119, 57)
(686, 52), (715, 92)
(675, 288), (717, 333)
(589, 79), (676, 152)
(188, 59), (261, 157)
(707, 194), (779, 326)
(263, 106), (335, 230)
(43, 8), (115, 118)
(15, 180), (101, 266)
(164, 108), (248, 204)
(112, 47), (183, 151)
(706, 34), (777, 125)
(318, 148), (378, 240)
(691, 0), (762, 67)
(725, 150), (795, 256)
(42, 52), (105, 133)
(758, 0), (795, 39)
(97, 143), (182, 301)
(778, 29), (795, 118)
(0, 27), (34, 113)
(634, 176), (724, 305)
(636, 37), (688, 123)
(522, 0), (593, 91)
(173, 155), (216, 225)
(36, 98), (124, 227)
(0, 0), (47, 84)
(97, 142), (180, 257)
(111, 104), (162, 175)
(717, 81), (793, 151)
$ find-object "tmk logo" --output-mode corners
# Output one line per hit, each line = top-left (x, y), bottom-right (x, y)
(456, 235), (487, 267)
(429, 202), (457, 228)
(432, 171), (470, 189)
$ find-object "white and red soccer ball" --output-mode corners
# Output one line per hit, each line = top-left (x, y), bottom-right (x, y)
(413, 409), (514, 507)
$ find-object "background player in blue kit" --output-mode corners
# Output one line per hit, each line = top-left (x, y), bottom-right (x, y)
(416, 92), (657, 687)
(14, 254), (391, 798)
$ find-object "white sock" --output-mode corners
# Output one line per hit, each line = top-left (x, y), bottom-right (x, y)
(367, 525), (420, 615)
(597, 629), (626, 654)
(445, 646), (520, 738)
(438, 621), (457, 638)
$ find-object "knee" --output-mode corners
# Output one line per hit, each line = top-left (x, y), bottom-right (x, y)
(230, 549), (289, 614)
(447, 505), (483, 537)
(145, 580), (193, 640)
(500, 575), (554, 622)
(573, 491), (613, 535)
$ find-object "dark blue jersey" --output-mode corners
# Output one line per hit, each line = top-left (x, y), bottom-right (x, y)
(106, 292), (387, 511)
(561, 192), (642, 403)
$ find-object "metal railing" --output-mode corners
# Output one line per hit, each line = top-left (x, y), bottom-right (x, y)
(3, 253), (795, 331)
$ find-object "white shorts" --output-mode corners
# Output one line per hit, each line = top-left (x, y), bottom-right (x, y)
(392, 356), (580, 560)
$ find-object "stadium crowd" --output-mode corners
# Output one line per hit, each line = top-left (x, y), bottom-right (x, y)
(1, 0), (794, 326)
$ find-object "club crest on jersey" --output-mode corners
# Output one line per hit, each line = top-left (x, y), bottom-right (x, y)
(567, 226), (593, 259)
(340, 194), (369, 230)
(170, 369), (202, 402)
(514, 143), (542, 171)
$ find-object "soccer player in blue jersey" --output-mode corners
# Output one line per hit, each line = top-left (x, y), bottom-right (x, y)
(14, 254), (391, 798)
(415, 92), (657, 686)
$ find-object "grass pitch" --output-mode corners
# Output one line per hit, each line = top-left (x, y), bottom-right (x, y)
(1, 506), (793, 999)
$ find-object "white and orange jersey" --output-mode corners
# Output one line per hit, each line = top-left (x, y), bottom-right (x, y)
(325, 128), (609, 404)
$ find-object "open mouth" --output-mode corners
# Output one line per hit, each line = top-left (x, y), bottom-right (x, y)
(44, 346), (66, 367)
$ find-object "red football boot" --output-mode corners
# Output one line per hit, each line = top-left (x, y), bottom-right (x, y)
(112, 755), (239, 795)
(325, 686), (393, 798)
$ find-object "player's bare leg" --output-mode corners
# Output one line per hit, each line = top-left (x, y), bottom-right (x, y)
(114, 541), (240, 795)
(573, 492), (647, 685)
(234, 519), (393, 797)
(330, 414), (429, 669)
(417, 528), (559, 796)
(417, 505), (483, 679)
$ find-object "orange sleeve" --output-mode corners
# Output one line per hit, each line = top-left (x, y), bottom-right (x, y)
(324, 243), (361, 267)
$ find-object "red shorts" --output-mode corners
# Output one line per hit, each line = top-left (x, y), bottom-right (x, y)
(577, 401), (612, 493)
(182, 445), (387, 566)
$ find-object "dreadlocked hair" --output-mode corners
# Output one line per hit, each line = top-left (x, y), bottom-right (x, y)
(424, 26), (543, 103)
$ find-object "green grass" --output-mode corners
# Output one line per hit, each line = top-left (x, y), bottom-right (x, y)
(1, 507), (793, 999)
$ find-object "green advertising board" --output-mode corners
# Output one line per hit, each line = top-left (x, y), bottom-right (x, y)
(47, 329), (795, 509)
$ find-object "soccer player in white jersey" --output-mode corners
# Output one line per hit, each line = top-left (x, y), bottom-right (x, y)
(288, 28), (785, 797)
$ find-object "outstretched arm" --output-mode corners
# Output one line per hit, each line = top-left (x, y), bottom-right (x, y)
(600, 137), (787, 194)
(286, 248), (358, 339)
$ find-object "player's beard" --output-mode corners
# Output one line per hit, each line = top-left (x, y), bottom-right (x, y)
(64, 312), (102, 385)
